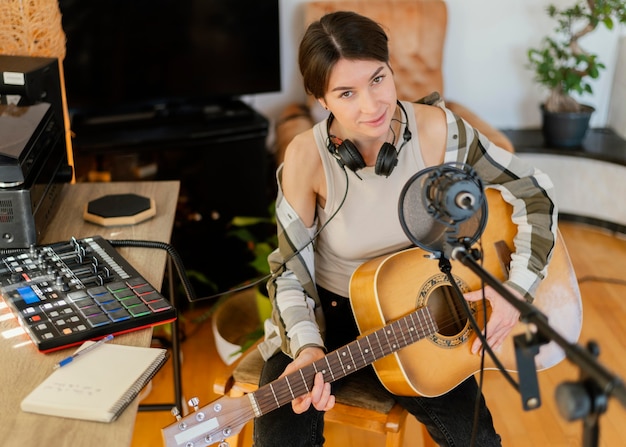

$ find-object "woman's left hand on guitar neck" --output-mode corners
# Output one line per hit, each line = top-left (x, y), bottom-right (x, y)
(283, 347), (336, 414)
(464, 285), (523, 355)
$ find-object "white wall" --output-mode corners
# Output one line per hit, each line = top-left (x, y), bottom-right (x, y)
(608, 36), (626, 139)
(243, 0), (625, 148)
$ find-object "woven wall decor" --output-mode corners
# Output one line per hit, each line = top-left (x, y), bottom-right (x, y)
(0, 0), (66, 58)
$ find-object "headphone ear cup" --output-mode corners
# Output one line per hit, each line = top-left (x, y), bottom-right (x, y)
(336, 139), (366, 172)
(375, 142), (398, 177)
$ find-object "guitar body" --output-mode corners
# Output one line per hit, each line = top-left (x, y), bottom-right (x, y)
(350, 188), (583, 397)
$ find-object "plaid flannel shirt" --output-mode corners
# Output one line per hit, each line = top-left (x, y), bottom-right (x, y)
(259, 93), (557, 361)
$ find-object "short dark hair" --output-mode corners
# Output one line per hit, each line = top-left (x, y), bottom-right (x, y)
(298, 11), (390, 99)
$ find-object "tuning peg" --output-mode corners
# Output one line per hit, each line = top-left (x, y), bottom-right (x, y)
(170, 407), (182, 421)
(188, 397), (200, 412)
(218, 442), (230, 447)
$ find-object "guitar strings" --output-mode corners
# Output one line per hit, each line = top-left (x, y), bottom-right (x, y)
(204, 299), (519, 439)
(437, 248), (520, 392)
(248, 280), (517, 414)
(250, 310), (437, 414)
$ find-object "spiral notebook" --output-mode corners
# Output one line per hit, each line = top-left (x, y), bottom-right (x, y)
(21, 341), (168, 422)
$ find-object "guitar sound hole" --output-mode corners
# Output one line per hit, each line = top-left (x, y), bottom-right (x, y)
(426, 285), (468, 337)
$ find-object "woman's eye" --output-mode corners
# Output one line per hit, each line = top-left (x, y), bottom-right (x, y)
(372, 75), (385, 85)
(340, 91), (353, 99)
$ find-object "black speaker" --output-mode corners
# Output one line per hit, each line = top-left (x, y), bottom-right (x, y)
(0, 55), (64, 127)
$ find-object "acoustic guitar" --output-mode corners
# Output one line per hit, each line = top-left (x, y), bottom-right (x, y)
(162, 189), (582, 447)
(350, 188), (582, 397)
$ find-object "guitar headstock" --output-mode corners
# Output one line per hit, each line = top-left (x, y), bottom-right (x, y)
(161, 394), (254, 447)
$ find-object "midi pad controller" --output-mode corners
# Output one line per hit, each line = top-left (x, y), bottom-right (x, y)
(0, 236), (176, 352)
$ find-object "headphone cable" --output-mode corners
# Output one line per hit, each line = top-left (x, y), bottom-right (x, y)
(190, 165), (350, 302)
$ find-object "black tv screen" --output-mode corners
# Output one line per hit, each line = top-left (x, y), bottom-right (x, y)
(58, 0), (281, 115)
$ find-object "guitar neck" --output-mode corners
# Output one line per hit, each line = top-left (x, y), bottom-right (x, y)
(251, 306), (437, 416)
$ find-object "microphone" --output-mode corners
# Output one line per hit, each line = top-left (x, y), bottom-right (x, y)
(398, 162), (487, 257)
(422, 163), (484, 224)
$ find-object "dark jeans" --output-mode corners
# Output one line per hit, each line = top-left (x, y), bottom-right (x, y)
(253, 288), (502, 447)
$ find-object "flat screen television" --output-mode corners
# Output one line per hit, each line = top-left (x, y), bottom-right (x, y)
(58, 0), (281, 117)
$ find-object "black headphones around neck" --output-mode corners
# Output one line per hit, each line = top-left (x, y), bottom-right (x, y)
(326, 100), (412, 177)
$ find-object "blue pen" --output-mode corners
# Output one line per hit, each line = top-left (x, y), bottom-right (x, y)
(53, 334), (114, 369)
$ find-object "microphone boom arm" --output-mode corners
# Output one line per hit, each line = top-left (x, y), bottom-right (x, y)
(399, 163), (625, 445)
(449, 239), (626, 447)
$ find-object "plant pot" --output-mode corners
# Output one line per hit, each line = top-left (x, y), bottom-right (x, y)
(211, 288), (272, 365)
(211, 289), (263, 364)
(541, 104), (594, 148)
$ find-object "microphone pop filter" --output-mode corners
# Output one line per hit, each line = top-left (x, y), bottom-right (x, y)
(398, 164), (487, 257)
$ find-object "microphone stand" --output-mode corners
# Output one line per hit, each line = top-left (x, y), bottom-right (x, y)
(441, 237), (626, 447)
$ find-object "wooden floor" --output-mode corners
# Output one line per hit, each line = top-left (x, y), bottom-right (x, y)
(132, 221), (626, 447)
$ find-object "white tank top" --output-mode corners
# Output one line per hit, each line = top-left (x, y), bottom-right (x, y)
(313, 101), (426, 297)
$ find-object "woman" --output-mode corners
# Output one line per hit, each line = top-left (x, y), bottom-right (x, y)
(255, 11), (557, 446)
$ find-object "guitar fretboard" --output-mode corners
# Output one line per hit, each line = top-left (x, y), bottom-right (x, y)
(251, 306), (437, 415)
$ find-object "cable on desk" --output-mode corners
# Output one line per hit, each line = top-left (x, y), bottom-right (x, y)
(107, 239), (197, 303)
(108, 238), (193, 414)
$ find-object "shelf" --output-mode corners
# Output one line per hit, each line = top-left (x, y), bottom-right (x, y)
(502, 128), (626, 166)
(504, 128), (626, 234)
(70, 99), (268, 152)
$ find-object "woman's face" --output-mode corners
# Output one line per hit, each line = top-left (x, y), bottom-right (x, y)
(320, 58), (397, 144)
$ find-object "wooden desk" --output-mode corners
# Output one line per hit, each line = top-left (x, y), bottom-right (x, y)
(0, 181), (179, 447)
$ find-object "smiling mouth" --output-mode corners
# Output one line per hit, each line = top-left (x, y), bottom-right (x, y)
(363, 112), (387, 127)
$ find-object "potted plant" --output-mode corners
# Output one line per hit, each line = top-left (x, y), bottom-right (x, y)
(229, 208), (277, 291)
(527, 0), (626, 147)
(210, 205), (277, 363)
